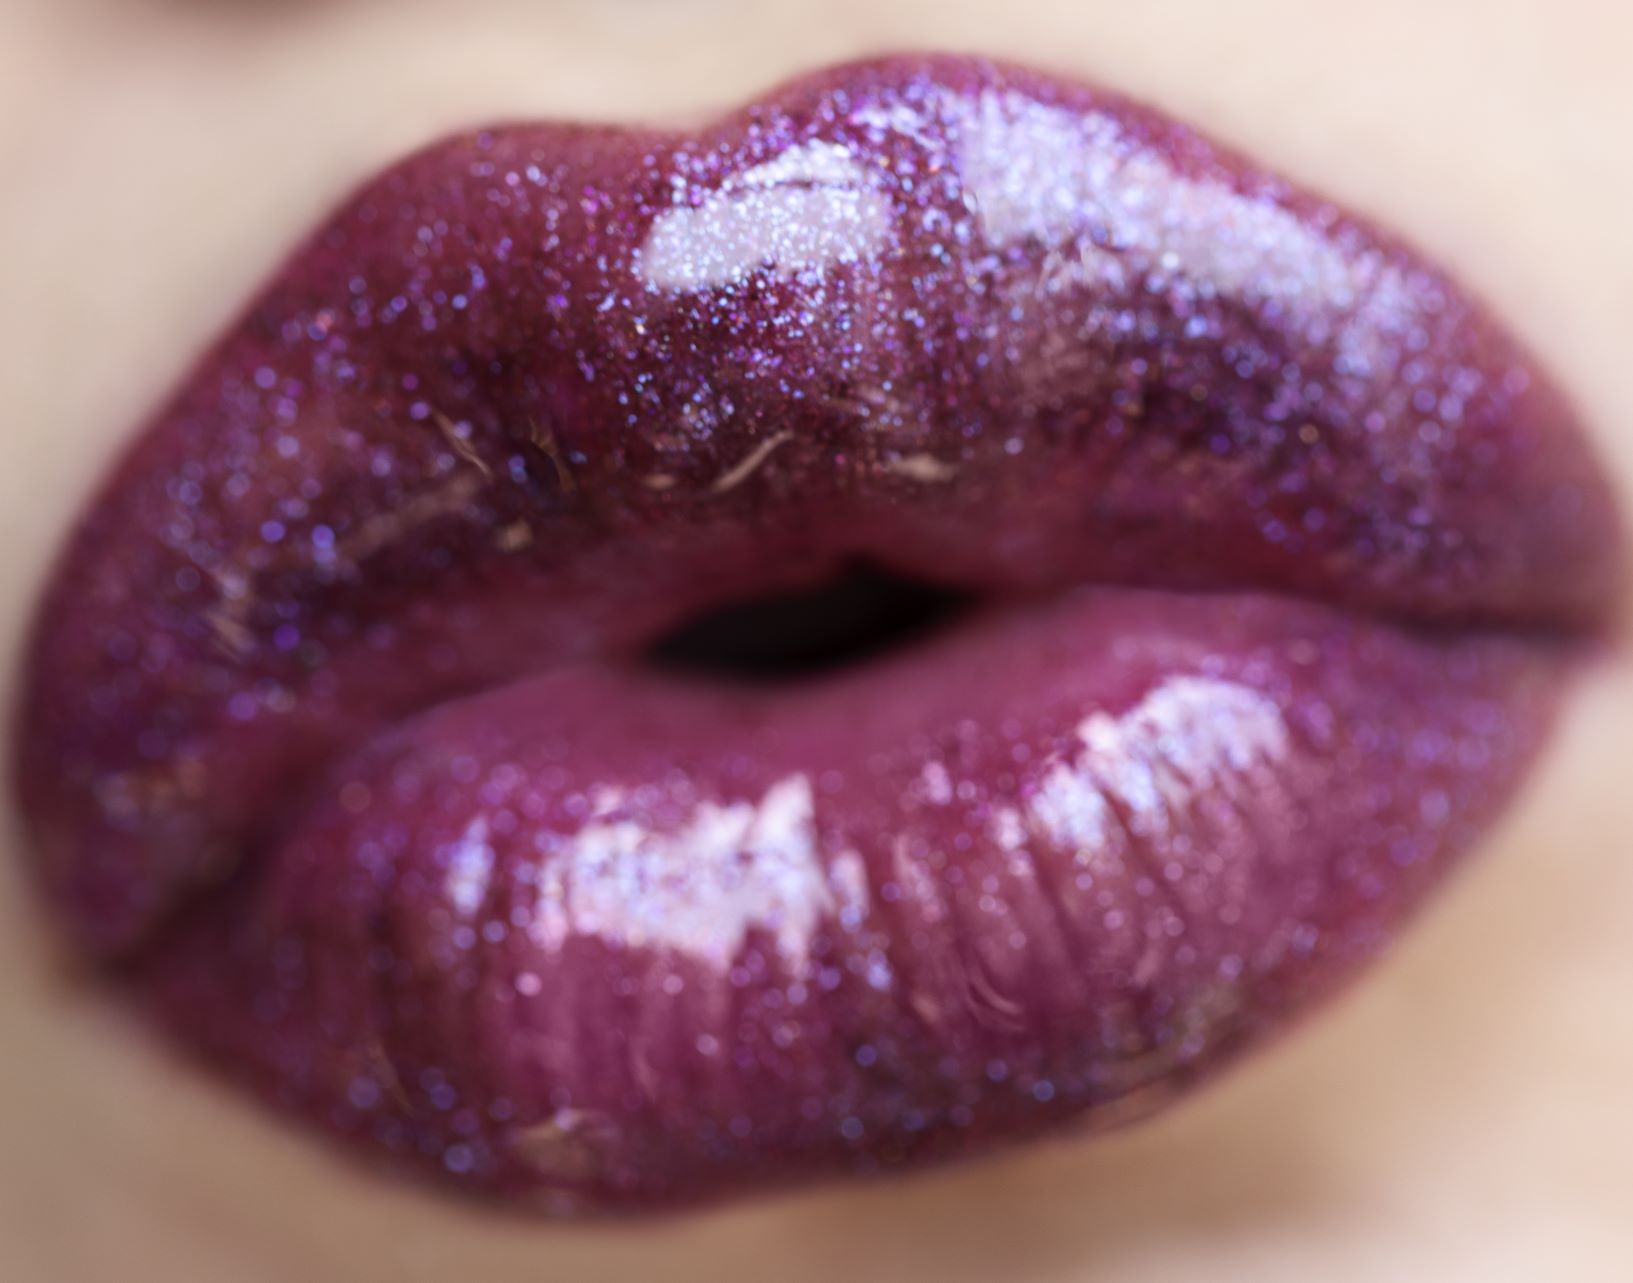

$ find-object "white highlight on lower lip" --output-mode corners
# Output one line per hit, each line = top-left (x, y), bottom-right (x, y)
(526, 774), (867, 971)
(1000, 675), (1290, 856)
(444, 816), (496, 917)
(637, 139), (893, 293)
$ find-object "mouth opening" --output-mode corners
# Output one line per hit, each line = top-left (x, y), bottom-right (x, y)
(645, 560), (979, 681)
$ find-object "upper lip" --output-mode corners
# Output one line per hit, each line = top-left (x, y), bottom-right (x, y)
(12, 53), (1623, 1209)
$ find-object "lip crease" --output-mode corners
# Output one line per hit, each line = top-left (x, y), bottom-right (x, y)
(11, 54), (1623, 1211)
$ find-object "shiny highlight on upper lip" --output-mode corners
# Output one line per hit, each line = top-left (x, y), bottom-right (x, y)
(11, 54), (1622, 1211)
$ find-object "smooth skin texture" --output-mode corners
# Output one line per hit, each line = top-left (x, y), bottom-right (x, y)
(1, 0), (1630, 1279)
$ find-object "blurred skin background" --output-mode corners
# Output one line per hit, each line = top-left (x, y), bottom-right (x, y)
(1, 1), (1631, 1279)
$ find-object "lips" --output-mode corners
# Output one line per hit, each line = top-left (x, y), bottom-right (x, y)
(12, 54), (1622, 1210)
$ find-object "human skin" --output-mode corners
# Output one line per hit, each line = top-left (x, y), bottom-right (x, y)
(1, 0), (1630, 1279)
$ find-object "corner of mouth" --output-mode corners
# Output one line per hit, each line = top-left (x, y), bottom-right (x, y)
(10, 51), (1625, 1211)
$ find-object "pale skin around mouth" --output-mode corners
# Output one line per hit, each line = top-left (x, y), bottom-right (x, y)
(2, 2), (1633, 1281)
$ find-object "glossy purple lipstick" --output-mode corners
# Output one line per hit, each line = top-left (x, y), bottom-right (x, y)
(12, 55), (1622, 1210)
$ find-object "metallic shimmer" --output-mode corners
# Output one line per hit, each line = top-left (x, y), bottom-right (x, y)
(12, 55), (1622, 1210)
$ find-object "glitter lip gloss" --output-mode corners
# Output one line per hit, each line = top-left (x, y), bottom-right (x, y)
(12, 55), (1623, 1211)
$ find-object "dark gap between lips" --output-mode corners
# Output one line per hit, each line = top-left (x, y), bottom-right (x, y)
(645, 559), (979, 681)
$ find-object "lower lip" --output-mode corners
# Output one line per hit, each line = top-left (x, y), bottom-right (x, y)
(142, 588), (1557, 1209)
(12, 52), (1622, 1212)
